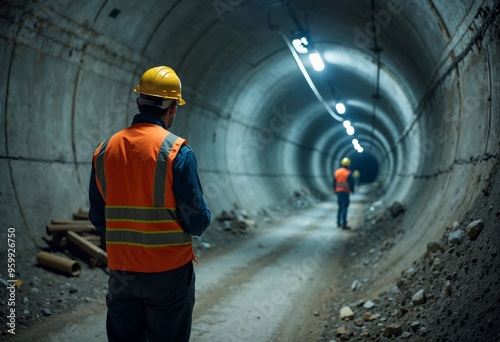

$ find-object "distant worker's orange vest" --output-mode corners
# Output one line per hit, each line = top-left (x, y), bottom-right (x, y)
(93, 123), (194, 273)
(334, 167), (351, 193)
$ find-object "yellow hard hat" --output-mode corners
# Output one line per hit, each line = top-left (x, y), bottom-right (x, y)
(134, 66), (186, 105)
(341, 157), (351, 166)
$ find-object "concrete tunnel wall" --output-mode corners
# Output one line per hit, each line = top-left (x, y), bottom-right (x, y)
(0, 0), (499, 277)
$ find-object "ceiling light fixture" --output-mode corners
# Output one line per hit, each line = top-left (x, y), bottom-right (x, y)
(335, 102), (346, 114)
(292, 37), (309, 54)
(309, 51), (325, 71)
(279, 32), (342, 121)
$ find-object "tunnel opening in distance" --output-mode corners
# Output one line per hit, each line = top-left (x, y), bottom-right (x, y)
(347, 150), (379, 184)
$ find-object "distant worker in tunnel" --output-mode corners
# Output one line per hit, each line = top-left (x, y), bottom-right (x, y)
(353, 169), (360, 187)
(89, 66), (211, 342)
(333, 157), (355, 229)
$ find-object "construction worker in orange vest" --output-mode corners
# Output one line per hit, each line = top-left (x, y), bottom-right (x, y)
(89, 66), (211, 342)
(333, 157), (355, 229)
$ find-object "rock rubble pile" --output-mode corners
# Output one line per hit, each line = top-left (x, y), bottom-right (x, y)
(320, 162), (500, 342)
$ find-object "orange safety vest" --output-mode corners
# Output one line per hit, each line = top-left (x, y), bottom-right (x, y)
(93, 123), (194, 273)
(334, 167), (351, 193)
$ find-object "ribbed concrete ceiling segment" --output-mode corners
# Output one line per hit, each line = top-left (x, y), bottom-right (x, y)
(0, 0), (499, 270)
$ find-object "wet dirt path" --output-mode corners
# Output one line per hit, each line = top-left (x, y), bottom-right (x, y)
(191, 197), (367, 342)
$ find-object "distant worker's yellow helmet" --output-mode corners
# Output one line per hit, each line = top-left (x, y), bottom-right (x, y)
(341, 157), (351, 166)
(134, 66), (186, 105)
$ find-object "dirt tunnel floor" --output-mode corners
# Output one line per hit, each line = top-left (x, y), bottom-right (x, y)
(3, 164), (500, 342)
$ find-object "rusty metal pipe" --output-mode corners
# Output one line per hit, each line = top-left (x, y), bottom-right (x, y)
(36, 251), (81, 276)
(46, 224), (97, 235)
(67, 231), (108, 266)
(73, 212), (89, 220)
(51, 220), (92, 225)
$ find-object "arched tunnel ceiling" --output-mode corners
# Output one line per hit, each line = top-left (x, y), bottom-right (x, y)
(27, 0), (423, 178)
(173, 2), (417, 165)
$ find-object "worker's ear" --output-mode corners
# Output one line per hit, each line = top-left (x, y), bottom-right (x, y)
(168, 102), (177, 117)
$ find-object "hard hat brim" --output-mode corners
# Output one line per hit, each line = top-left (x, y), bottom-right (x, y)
(134, 88), (186, 105)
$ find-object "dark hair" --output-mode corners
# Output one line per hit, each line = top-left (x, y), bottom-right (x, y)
(138, 105), (167, 116)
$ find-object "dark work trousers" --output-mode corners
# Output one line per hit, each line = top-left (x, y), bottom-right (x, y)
(336, 191), (350, 226)
(106, 261), (195, 342)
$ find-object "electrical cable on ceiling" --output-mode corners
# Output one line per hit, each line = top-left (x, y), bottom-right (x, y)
(369, 0), (382, 149)
(279, 31), (343, 122)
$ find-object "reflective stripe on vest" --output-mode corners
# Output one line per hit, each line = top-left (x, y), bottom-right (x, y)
(153, 131), (180, 207)
(105, 205), (192, 247)
(95, 140), (109, 200)
(337, 182), (350, 189)
(106, 229), (192, 247)
(105, 206), (178, 222)
(335, 167), (351, 192)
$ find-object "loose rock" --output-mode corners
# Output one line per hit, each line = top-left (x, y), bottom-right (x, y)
(431, 257), (442, 271)
(351, 280), (358, 291)
(448, 230), (464, 244)
(412, 289), (426, 305)
(363, 300), (375, 309)
(340, 306), (354, 320)
(442, 280), (452, 296)
(359, 329), (370, 338)
(336, 325), (348, 336)
(383, 324), (402, 337)
(389, 201), (405, 217)
(410, 321), (421, 331)
(427, 241), (444, 254)
(401, 331), (412, 339)
(418, 326), (428, 335)
(466, 220), (484, 240)
(41, 308), (51, 316)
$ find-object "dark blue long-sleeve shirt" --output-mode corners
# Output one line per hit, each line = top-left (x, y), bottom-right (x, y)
(89, 113), (211, 236)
